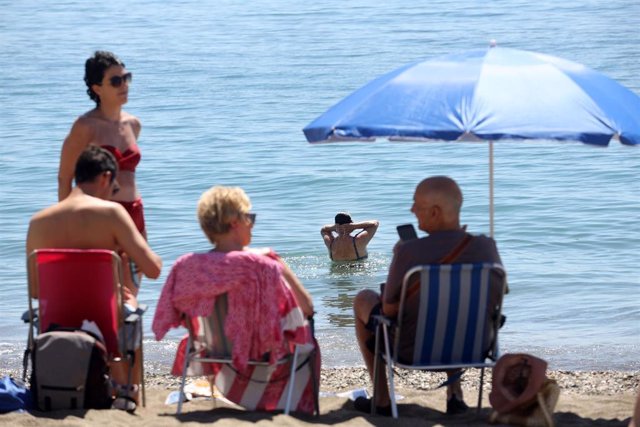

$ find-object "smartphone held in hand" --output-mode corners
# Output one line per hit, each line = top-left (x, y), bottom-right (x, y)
(397, 224), (417, 241)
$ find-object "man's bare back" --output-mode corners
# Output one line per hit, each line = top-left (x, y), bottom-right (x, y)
(27, 146), (161, 299)
(28, 192), (127, 252)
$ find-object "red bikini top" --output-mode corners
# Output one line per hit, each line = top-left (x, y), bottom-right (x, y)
(100, 144), (141, 172)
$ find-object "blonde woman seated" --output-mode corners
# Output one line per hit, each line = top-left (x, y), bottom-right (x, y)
(152, 186), (318, 414)
(321, 213), (379, 261)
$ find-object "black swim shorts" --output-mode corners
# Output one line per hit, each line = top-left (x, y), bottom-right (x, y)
(365, 302), (383, 332)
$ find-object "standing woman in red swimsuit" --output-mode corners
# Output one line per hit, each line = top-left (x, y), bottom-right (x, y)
(58, 51), (146, 285)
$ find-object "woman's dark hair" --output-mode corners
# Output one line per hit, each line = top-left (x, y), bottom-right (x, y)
(75, 145), (118, 184)
(84, 51), (125, 106)
(335, 212), (353, 225)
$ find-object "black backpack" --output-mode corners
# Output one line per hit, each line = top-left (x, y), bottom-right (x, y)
(29, 328), (112, 411)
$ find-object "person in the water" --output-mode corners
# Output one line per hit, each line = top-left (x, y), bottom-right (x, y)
(321, 212), (378, 261)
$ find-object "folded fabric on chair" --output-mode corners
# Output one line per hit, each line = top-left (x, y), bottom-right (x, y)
(153, 251), (309, 369)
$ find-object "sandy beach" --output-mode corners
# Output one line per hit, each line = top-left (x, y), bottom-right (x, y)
(1, 365), (636, 426)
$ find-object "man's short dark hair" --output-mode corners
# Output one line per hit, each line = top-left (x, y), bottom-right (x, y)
(75, 145), (118, 184)
(84, 51), (125, 106)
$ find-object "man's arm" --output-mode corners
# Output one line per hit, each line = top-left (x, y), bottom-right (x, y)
(112, 205), (162, 279)
(280, 261), (314, 317)
(382, 294), (399, 318)
(381, 241), (408, 318)
(488, 237), (508, 294)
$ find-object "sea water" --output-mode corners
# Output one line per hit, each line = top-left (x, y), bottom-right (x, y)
(1, 0), (638, 371)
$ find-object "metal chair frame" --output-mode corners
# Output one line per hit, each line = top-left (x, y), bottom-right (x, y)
(372, 262), (507, 418)
(176, 294), (309, 415)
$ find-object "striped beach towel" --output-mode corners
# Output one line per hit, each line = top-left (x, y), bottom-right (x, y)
(171, 307), (319, 414)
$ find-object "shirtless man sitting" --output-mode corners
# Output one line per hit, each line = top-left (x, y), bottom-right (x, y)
(26, 145), (162, 407)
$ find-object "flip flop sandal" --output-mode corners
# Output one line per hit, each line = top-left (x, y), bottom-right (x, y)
(111, 382), (139, 413)
(112, 382), (140, 396)
(112, 395), (137, 413)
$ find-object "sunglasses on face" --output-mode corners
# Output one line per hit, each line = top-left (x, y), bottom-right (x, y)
(245, 212), (256, 225)
(108, 72), (132, 88)
(105, 171), (120, 195)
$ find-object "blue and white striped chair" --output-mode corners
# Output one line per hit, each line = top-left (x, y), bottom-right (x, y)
(372, 263), (507, 418)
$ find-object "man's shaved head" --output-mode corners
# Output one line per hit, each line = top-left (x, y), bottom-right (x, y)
(412, 176), (462, 232)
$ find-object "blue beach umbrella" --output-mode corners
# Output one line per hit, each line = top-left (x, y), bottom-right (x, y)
(303, 43), (640, 236)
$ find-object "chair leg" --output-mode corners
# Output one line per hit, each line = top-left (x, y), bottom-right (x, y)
(22, 348), (30, 384)
(138, 320), (146, 407)
(23, 306), (37, 382)
(177, 336), (193, 415)
(284, 345), (299, 415)
(125, 327), (135, 404)
(381, 325), (398, 418)
(23, 319), (36, 383)
(476, 367), (485, 416)
(209, 377), (217, 409)
(372, 325), (380, 416)
(309, 347), (320, 416)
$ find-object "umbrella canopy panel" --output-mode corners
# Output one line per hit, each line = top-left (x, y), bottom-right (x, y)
(303, 47), (640, 146)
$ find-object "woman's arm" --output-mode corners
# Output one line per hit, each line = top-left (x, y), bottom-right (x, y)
(58, 118), (92, 201)
(352, 220), (379, 243)
(113, 204), (162, 280)
(130, 115), (141, 139)
(320, 224), (336, 235)
(247, 247), (314, 317)
(320, 224), (336, 249)
(280, 261), (314, 318)
(350, 220), (379, 231)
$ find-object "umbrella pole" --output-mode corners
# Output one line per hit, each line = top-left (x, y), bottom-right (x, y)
(489, 141), (494, 238)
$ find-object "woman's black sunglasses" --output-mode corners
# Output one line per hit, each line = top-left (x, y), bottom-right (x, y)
(108, 72), (132, 88)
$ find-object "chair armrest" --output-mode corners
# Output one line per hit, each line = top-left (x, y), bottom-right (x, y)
(307, 312), (316, 336)
(491, 311), (506, 328)
(124, 304), (147, 324)
(371, 314), (393, 327)
(124, 312), (140, 324)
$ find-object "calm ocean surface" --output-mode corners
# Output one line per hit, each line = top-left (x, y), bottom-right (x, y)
(1, 0), (638, 372)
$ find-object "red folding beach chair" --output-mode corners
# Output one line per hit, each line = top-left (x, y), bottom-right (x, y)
(24, 249), (146, 406)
